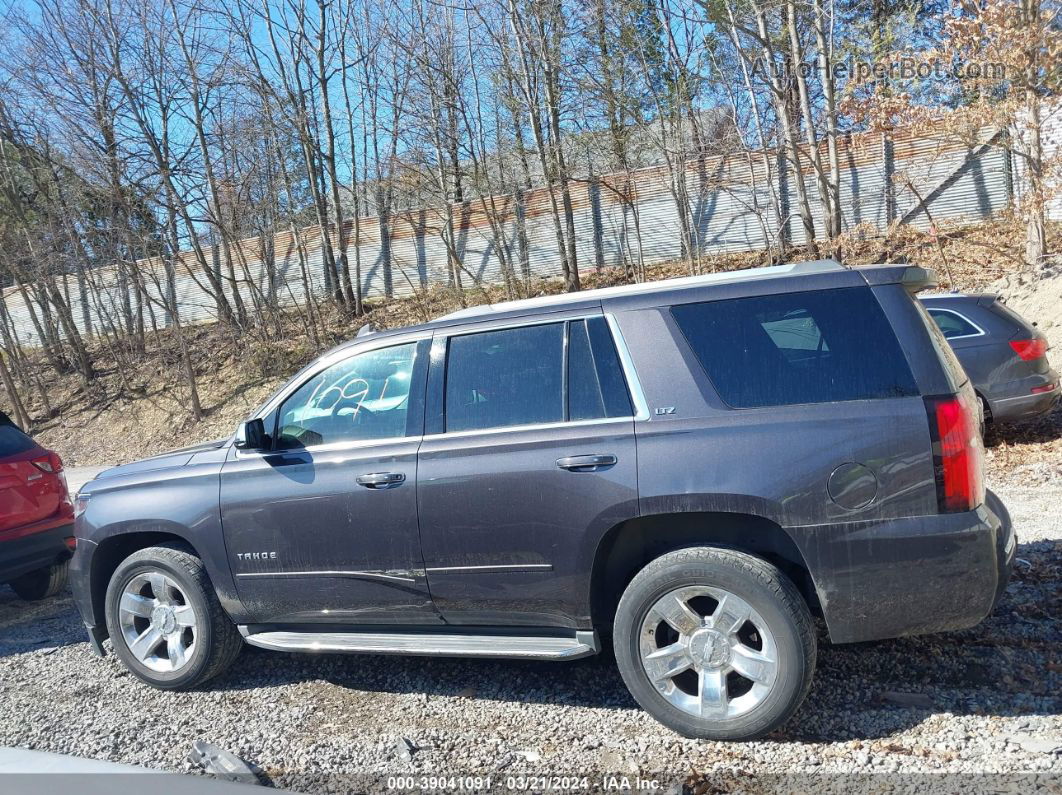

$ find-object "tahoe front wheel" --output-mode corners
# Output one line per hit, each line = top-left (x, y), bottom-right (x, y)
(614, 546), (816, 740)
(104, 543), (242, 689)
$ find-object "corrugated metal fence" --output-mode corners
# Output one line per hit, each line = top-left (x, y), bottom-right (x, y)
(1, 126), (1014, 347)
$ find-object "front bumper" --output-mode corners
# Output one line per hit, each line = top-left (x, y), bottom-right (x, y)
(0, 519), (74, 584)
(68, 535), (106, 653)
(795, 494), (1013, 644)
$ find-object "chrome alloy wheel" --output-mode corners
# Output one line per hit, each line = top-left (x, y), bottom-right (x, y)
(638, 586), (777, 719)
(117, 571), (198, 673)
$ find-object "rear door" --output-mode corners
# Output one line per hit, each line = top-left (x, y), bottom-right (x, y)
(416, 314), (640, 628)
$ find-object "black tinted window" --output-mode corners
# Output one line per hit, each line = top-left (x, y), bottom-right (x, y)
(569, 317), (633, 420)
(0, 424), (35, 457)
(927, 308), (980, 339)
(671, 287), (918, 407)
(446, 323), (564, 431)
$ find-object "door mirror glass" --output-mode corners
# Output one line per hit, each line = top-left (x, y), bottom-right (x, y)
(235, 418), (267, 450)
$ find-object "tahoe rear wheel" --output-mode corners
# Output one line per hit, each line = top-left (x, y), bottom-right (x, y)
(614, 547), (816, 740)
(104, 544), (241, 689)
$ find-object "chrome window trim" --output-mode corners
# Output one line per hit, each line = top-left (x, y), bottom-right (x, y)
(424, 563), (554, 573)
(925, 307), (986, 340)
(441, 312), (590, 336)
(605, 312), (650, 421)
(235, 569), (420, 584)
(422, 415), (634, 441)
(233, 335), (429, 455)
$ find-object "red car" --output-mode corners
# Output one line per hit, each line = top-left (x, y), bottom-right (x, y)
(0, 414), (74, 600)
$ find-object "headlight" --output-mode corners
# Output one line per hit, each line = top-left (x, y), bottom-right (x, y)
(74, 493), (91, 519)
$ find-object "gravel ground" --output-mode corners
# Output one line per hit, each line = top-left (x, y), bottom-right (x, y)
(1, 482), (1060, 793)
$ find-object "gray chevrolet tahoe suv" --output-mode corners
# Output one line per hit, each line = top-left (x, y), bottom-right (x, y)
(70, 260), (1015, 740)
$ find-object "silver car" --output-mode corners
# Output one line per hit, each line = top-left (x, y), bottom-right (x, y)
(920, 293), (1059, 423)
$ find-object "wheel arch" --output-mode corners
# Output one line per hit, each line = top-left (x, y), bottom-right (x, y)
(85, 525), (201, 640)
(588, 511), (822, 634)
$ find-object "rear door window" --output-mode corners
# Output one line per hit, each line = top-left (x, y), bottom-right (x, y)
(445, 323), (565, 432)
(444, 317), (634, 432)
(568, 317), (633, 421)
(671, 287), (919, 408)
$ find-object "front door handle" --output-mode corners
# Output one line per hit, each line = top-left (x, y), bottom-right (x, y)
(356, 472), (406, 489)
(556, 454), (618, 471)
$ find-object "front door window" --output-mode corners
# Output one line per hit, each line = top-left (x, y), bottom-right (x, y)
(276, 343), (418, 448)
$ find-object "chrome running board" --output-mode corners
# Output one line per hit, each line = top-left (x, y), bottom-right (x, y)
(237, 627), (599, 660)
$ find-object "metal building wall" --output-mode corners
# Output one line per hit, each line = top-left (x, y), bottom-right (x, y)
(1, 128), (1014, 348)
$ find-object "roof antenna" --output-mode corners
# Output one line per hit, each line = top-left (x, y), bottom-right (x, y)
(356, 323), (376, 338)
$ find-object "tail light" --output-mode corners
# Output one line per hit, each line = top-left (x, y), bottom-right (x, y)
(1009, 338), (1047, 361)
(925, 392), (985, 513)
(31, 452), (64, 474)
(32, 452), (72, 507)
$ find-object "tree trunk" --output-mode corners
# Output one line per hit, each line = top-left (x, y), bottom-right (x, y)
(0, 350), (31, 429)
(787, 0), (836, 243)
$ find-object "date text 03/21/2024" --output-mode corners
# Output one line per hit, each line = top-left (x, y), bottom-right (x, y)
(385, 776), (664, 791)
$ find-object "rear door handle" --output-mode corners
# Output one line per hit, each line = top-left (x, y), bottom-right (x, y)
(356, 472), (406, 488)
(556, 454), (618, 471)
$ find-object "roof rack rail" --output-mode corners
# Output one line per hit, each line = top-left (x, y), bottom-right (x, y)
(437, 259), (846, 322)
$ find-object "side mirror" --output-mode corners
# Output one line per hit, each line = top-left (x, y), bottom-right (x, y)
(234, 418), (267, 450)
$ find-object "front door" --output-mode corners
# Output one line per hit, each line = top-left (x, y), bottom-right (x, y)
(220, 338), (439, 625)
(417, 316), (640, 629)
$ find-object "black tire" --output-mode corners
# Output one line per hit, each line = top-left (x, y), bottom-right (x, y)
(9, 559), (68, 601)
(104, 544), (242, 690)
(613, 546), (816, 740)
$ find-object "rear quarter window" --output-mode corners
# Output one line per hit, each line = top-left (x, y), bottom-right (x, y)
(671, 287), (919, 408)
(926, 308), (982, 339)
(0, 424), (35, 457)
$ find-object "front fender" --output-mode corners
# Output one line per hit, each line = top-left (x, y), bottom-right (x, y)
(71, 459), (247, 634)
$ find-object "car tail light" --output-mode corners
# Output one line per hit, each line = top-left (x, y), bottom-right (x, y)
(1031, 384), (1057, 394)
(925, 392), (985, 513)
(31, 452), (64, 474)
(1009, 338), (1047, 361)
